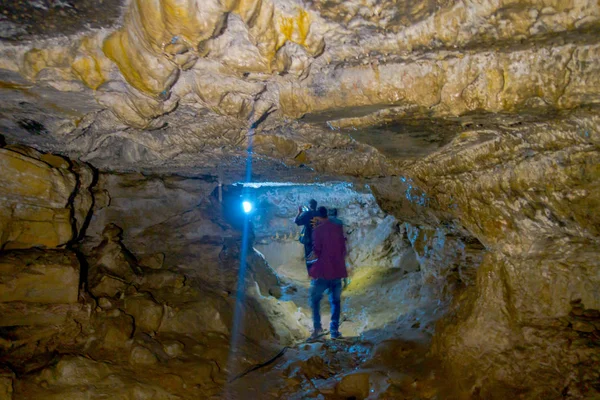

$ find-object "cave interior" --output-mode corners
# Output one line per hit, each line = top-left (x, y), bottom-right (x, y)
(0, 0), (599, 399)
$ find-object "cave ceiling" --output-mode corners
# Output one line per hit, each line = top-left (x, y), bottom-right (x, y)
(0, 0), (599, 181)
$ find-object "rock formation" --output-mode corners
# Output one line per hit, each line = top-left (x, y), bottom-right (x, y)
(0, 147), (310, 398)
(1, 0), (599, 398)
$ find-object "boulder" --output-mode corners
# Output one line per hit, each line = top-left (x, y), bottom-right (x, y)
(162, 341), (184, 358)
(159, 299), (229, 336)
(88, 224), (141, 298)
(139, 270), (185, 290)
(38, 356), (113, 386)
(138, 253), (164, 269)
(337, 372), (371, 399)
(248, 250), (282, 298)
(0, 250), (79, 304)
(124, 293), (164, 333)
(88, 224), (140, 283)
(97, 297), (113, 309)
(89, 312), (134, 352)
(129, 345), (158, 366)
(89, 274), (127, 298)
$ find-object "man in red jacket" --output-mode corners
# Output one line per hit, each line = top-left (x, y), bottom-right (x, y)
(307, 206), (348, 340)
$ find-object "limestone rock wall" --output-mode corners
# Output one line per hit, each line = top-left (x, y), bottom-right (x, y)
(0, 250), (79, 305)
(0, 147), (309, 399)
(0, 147), (97, 393)
(0, 145), (94, 250)
(244, 182), (419, 274)
(372, 113), (600, 397)
(1, 0), (599, 395)
(84, 173), (283, 298)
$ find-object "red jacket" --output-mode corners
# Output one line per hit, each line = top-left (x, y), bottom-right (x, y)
(309, 219), (348, 280)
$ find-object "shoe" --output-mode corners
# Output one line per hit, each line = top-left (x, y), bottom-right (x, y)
(307, 329), (327, 342)
(330, 331), (342, 340)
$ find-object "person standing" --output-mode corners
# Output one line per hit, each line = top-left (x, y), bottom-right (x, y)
(308, 206), (348, 340)
(294, 199), (318, 272)
(327, 208), (349, 289)
(328, 208), (343, 226)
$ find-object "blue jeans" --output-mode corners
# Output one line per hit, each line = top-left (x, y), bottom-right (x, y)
(310, 278), (342, 334)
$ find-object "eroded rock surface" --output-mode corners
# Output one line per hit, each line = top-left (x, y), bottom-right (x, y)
(0, 148), (310, 399)
(3, 0), (598, 179)
(373, 113), (600, 397)
(1, 0), (600, 398)
(0, 249), (79, 304)
(0, 146), (93, 250)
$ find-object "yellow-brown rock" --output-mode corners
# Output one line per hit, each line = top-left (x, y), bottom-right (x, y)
(373, 113), (600, 397)
(38, 356), (113, 386)
(0, 148), (76, 249)
(0, 302), (85, 327)
(87, 224), (141, 290)
(0, 368), (13, 400)
(129, 345), (158, 366)
(89, 311), (134, 354)
(124, 293), (164, 333)
(0, 250), (79, 304)
(159, 300), (230, 336)
(337, 372), (371, 399)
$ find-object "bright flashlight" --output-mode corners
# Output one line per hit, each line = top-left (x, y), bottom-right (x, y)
(242, 201), (253, 214)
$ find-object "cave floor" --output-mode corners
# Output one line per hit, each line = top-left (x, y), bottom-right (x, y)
(225, 254), (469, 399)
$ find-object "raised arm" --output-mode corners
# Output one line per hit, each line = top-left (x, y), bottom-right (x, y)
(294, 208), (311, 226)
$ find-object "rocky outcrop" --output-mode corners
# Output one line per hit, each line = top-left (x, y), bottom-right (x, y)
(0, 148), (96, 388)
(0, 146), (313, 399)
(0, 147), (74, 249)
(2, 0), (597, 181)
(373, 113), (600, 397)
(0, 250), (79, 305)
(0, 146), (94, 250)
(85, 172), (217, 241)
(405, 224), (485, 291)
(87, 224), (141, 298)
(347, 215), (418, 274)
(84, 173), (281, 298)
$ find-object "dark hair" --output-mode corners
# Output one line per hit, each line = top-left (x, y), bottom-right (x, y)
(309, 199), (317, 210)
(317, 206), (328, 218)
